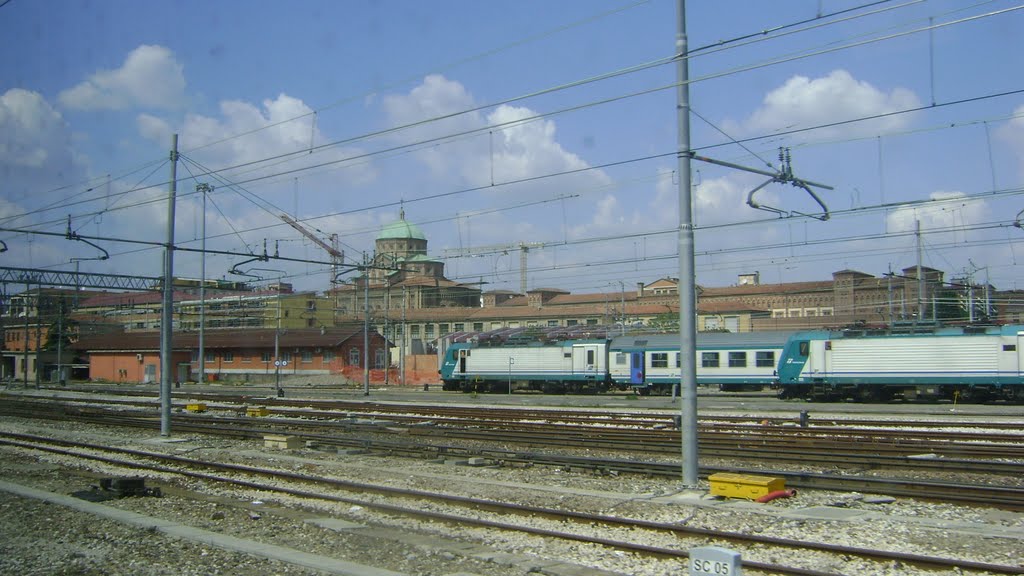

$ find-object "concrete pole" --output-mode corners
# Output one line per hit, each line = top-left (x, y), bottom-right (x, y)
(676, 0), (700, 488)
(160, 134), (178, 437)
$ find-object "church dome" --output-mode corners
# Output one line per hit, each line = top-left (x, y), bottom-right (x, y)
(376, 209), (426, 241)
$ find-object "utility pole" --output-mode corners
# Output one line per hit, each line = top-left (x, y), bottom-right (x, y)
(363, 253), (370, 396)
(675, 0), (699, 488)
(915, 219), (923, 324)
(22, 283), (29, 389)
(197, 183), (213, 386)
(160, 134), (178, 437)
(400, 286), (406, 387)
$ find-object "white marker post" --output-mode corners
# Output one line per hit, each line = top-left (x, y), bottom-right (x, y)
(689, 546), (741, 576)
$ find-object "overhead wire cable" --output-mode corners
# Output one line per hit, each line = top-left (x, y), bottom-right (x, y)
(11, 1), (1000, 223)
(181, 0), (655, 155)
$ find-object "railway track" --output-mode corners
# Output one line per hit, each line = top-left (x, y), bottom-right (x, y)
(2, 431), (1022, 576)
(2, 400), (1022, 508)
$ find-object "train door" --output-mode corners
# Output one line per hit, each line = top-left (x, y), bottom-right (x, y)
(572, 344), (601, 376)
(458, 349), (468, 374)
(807, 340), (828, 376)
(630, 351), (644, 385)
(1017, 334), (1024, 376)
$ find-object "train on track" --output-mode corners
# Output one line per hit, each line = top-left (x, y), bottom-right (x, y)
(776, 324), (1024, 402)
(439, 324), (1024, 402)
(440, 331), (791, 395)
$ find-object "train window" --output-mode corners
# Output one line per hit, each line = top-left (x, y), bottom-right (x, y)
(587, 350), (595, 364)
(728, 352), (747, 368)
(755, 351), (775, 367)
(675, 353), (680, 368)
(615, 353), (627, 365)
(701, 352), (719, 368)
(651, 353), (669, 368)
(1004, 344), (1017, 351)
(799, 341), (809, 356)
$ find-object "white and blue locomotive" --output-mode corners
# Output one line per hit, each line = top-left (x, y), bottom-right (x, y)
(775, 324), (1024, 402)
(439, 331), (790, 394)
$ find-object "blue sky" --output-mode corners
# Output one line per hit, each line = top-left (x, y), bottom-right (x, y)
(2, 0), (1024, 298)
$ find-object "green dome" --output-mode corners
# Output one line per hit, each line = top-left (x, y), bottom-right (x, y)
(376, 210), (426, 241)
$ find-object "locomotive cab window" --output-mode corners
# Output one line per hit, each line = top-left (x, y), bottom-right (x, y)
(1004, 344), (1016, 351)
(799, 341), (810, 356)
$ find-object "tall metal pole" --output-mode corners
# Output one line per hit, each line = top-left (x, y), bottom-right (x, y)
(915, 220), (924, 324)
(400, 285), (406, 387)
(197, 183), (212, 386)
(363, 253), (370, 395)
(22, 283), (29, 389)
(676, 0), (700, 487)
(275, 285), (282, 396)
(56, 298), (63, 385)
(160, 134), (178, 437)
(619, 280), (626, 335)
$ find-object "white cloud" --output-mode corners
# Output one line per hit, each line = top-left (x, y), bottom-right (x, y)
(382, 75), (610, 215)
(886, 190), (986, 232)
(0, 89), (69, 168)
(997, 104), (1024, 180)
(136, 113), (171, 143)
(738, 70), (919, 139)
(58, 45), (186, 110)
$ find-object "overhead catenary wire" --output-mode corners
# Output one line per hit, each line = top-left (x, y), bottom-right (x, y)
(10, 3), (1015, 232)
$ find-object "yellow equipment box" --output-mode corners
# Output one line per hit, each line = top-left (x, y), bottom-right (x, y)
(246, 406), (270, 417)
(708, 472), (785, 500)
(185, 402), (207, 413)
(263, 434), (302, 449)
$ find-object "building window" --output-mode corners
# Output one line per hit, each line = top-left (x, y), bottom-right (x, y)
(586, 319), (598, 325)
(728, 351), (747, 368)
(282, 351), (293, 363)
(411, 325), (420, 337)
(205, 351), (215, 363)
(191, 350), (199, 362)
(454, 323), (465, 332)
(490, 322), (502, 330)
(651, 353), (669, 368)
(772, 310), (785, 318)
(821, 308), (833, 316)
(261, 351), (272, 362)
(425, 324), (435, 338)
(375, 348), (385, 369)
(223, 352), (234, 363)
(567, 319), (578, 326)
(348, 347), (360, 366)
(755, 351), (775, 368)
(439, 323), (449, 335)
(324, 350), (335, 362)
(547, 320), (559, 327)
(473, 323), (484, 331)
(701, 352), (719, 368)
(301, 350), (313, 363)
(241, 354), (251, 363)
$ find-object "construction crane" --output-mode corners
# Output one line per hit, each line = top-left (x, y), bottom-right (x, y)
(279, 214), (344, 282)
(442, 241), (544, 294)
